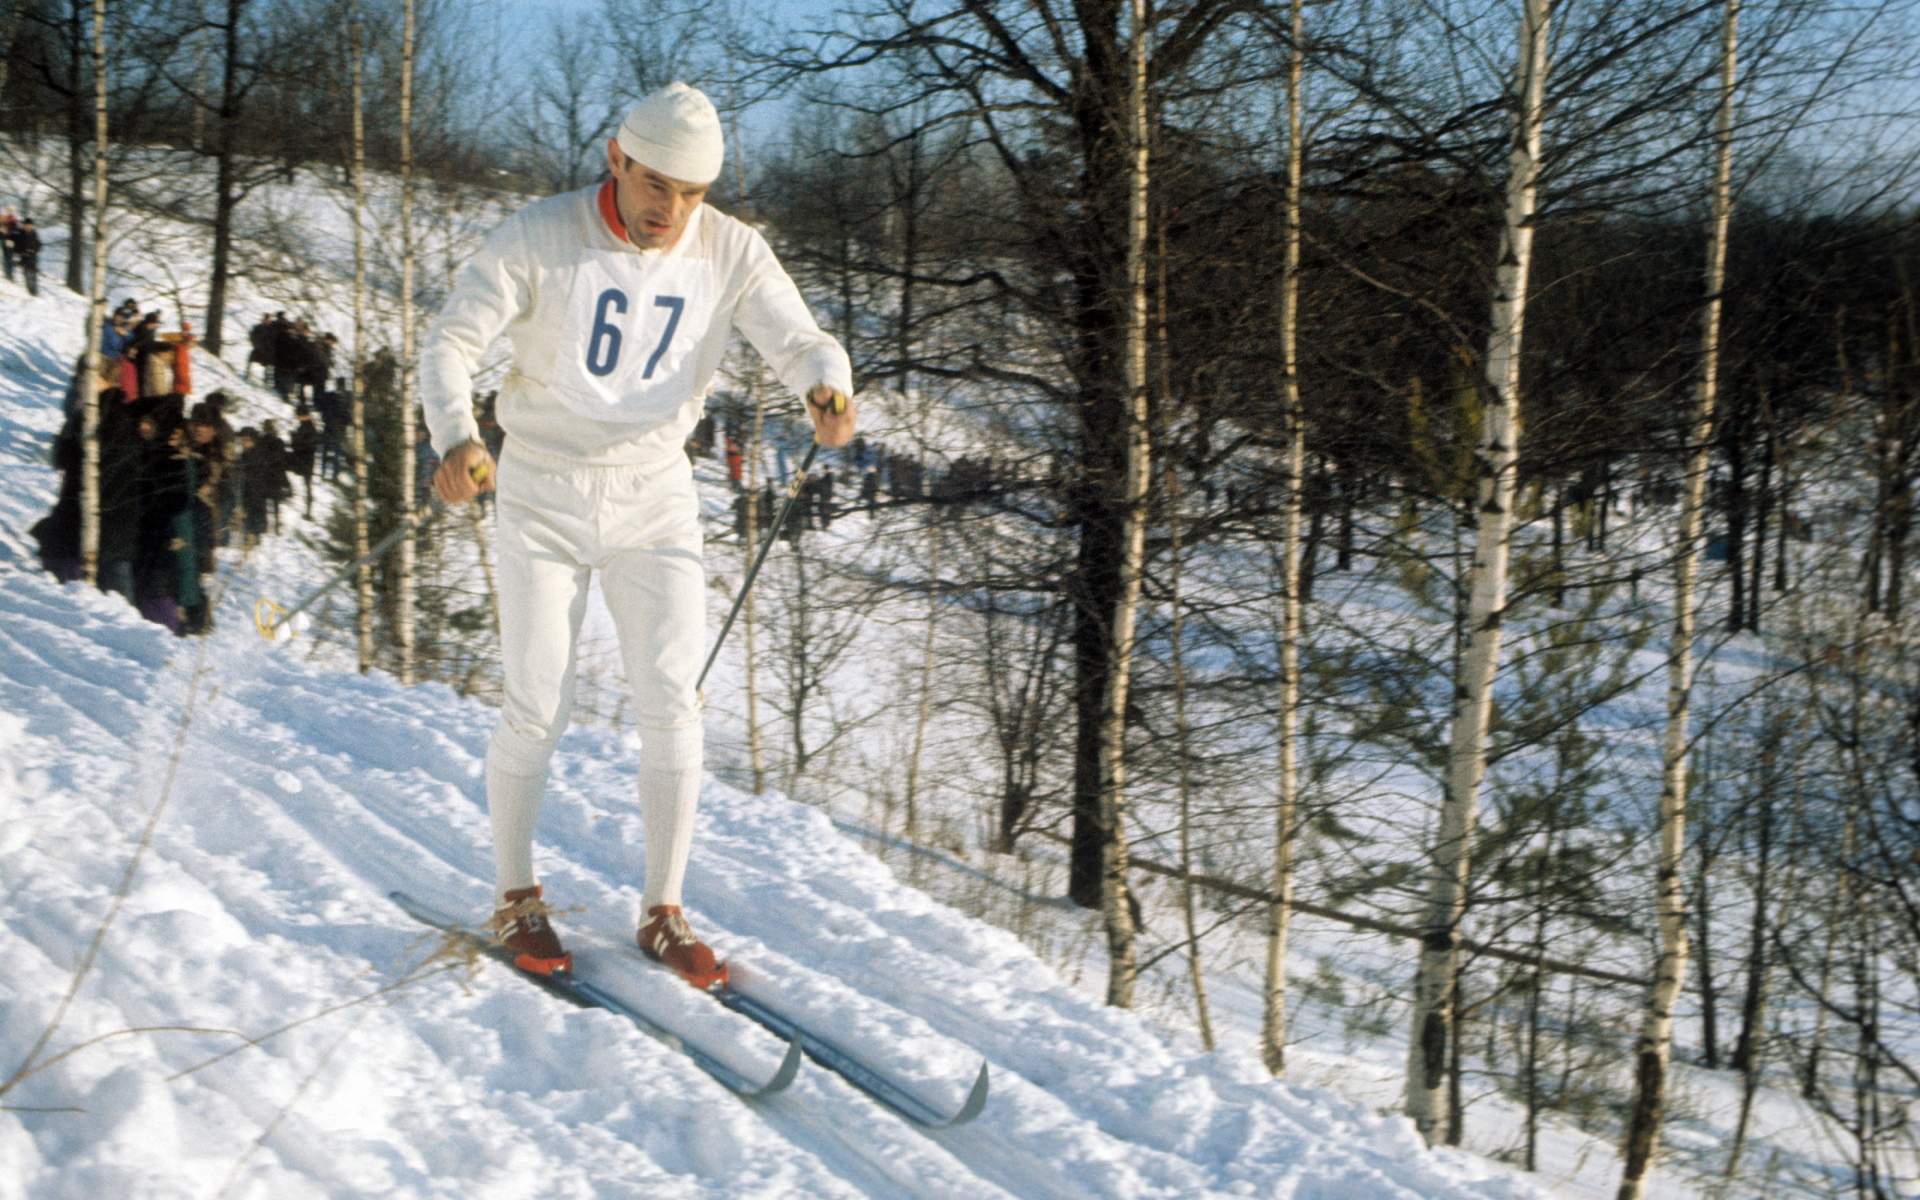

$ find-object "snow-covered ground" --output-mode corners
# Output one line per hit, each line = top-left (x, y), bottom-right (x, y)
(0, 275), (1576, 1196)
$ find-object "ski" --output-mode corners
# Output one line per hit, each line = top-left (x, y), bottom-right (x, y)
(391, 890), (802, 1099)
(713, 983), (989, 1128)
(628, 945), (988, 1128)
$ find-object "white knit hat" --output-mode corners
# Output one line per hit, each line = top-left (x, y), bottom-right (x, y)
(616, 82), (725, 185)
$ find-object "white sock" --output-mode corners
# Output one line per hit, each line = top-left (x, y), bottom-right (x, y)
(639, 766), (700, 911)
(487, 760), (548, 907)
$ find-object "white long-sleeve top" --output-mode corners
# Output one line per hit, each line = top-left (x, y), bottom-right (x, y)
(419, 182), (851, 465)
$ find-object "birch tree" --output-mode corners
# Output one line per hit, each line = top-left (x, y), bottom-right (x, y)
(1617, 3), (1739, 1195)
(1094, 0), (1152, 1009)
(1261, 0), (1305, 1078)
(348, 3), (372, 672)
(396, 0), (417, 685)
(77, 0), (105, 585)
(1405, 0), (1550, 1142)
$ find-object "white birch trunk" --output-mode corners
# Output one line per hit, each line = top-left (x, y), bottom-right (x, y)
(1097, 0), (1151, 1010)
(396, 0), (417, 685)
(1262, 0), (1305, 1078)
(1617, 5), (1738, 1195)
(348, 8), (373, 672)
(904, 520), (940, 842)
(78, 0), (106, 585)
(1168, 468), (1215, 1050)
(1404, 0), (1549, 1142)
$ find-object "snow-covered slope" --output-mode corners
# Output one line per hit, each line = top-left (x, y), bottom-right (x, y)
(0, 296), (1553, 1193)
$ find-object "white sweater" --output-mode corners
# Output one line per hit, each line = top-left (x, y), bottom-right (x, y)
(419, 184), (851, 465)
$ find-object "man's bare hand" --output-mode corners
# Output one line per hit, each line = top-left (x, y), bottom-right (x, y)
(434, 440), (496, 504)
(807, 385), (856, 449)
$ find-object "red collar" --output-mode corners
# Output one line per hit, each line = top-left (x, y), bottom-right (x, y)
(597, 180), (628, 244)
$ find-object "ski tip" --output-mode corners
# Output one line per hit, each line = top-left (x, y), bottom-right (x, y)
(946, 1062), (990, 1127)
(760, 1033), (803, 1096)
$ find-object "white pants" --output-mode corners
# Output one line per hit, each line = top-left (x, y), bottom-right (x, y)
(487, 441), (705, 913)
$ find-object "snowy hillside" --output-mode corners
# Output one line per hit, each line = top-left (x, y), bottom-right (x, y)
(0, 282), (1561, 1196)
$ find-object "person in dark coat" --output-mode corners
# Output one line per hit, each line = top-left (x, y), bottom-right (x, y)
(31, 406), (83, 580)
(246, 315), (273, 382)
(0, 210), (17, 282)
(288, 406), (319, 518)
(304, 331), (336, 409)
(13, 218), (40, 296)
(257, 418), (291, 533)
(95, 387), (145, 604)
(233, 427), (270, 547)
(270, 316), (303, 402)
(181, 404), (226, 633)
(132, 399), (193, 634)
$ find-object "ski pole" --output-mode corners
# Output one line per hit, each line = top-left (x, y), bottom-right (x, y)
(256, 453), (492, 639)
(255, 501), (452, 638)
(697, 440), (821, 691)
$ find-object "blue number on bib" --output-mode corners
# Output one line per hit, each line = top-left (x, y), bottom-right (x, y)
(643, 295), (686, 379)
(586, 288), (627, 377)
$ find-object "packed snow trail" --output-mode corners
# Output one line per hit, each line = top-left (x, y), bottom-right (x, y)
(0, 283), (1542, 1197)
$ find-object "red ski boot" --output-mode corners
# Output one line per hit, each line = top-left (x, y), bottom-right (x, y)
(638, 906), (729, 990)
(491, 886), (573, 975)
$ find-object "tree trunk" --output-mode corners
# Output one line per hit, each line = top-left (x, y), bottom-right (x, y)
(76, 0), (105, 583)
(63, 0), (84, 295)
(202, 0), (243, 354)
(1093, 0), (1151, 1009)
(348, 8), (373, 672)
(1168, 465), (1215, 1051)
(1262, 0), (1304, 1079)
(1725, 425), (1747, 633)
(397, 0), (417, 685)
(1404, 0), (1548, 1144)
(1694, 786), (1719, 1069)
(903, 517), (940, 841)
(1617, 5), (1738, 1196)
(1748, 415), (1771, 632)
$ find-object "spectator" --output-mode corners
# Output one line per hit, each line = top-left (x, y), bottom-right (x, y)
(304, 331), (337, 408)
(184, 403), (227, 631)
(124, 313), (172, 399)
(246, 315), (274, 383)
(816, 467), (836, 529)
(0, 209), (16, 282)
(100, 309), (132, 359)
(96, 388), (144, 604)
(270, 315), (303, 402)
(233, 428), (271, 548)
(13, 218), (40, 296)
(288, 406), (319, 518)
(132, 399), (194, 634)
(30, 407), (82, 580)
(860, 467), (880, 515)
(257, 418), (291, 534)
(725, 436), (744, 491)
(413, 421), (439, 509)
(319, 384), (351, 481)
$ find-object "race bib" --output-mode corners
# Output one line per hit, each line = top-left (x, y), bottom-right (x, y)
(546, 251), (716, 424)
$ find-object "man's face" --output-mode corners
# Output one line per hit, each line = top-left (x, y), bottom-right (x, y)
(606, 141), (707, 250)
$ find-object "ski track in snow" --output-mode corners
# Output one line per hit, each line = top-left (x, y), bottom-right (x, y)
(0, 288), (1546, 1197)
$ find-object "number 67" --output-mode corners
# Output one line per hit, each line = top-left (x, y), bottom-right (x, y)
(586, 288), (685, 380)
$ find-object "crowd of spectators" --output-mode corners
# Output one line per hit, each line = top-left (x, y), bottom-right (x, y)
(31, 304), (311, 636)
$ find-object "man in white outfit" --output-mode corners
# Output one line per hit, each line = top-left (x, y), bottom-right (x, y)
(420, 82), (855, 988)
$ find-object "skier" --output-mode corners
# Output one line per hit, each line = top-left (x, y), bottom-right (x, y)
(419, 82), (855, 988)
